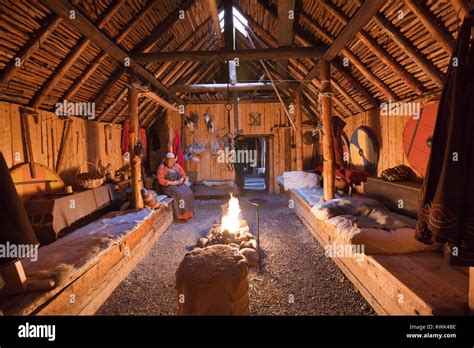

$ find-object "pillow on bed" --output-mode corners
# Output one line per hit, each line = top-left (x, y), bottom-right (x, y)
(281, 171), (321, 190)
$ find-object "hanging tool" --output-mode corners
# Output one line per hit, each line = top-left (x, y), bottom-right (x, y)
(55, 119), (73, 173)
(19, 107), (38, 178)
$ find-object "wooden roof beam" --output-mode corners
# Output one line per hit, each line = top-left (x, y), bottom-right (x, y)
(112, 39), (219, 124)
(142, 92), (178, 112)
(297, 14), (396, 100)
(169, 82), (298, 93)
(62, 0), (158, 101)
(294, 35), (378, 107)
(133, 46), (326, 63)
(373, 14), (444, 87)
(208, 0), (223, 46)
(252, 0), (374, 108)
(306, 0), (425, 95)
(41, 0), (180, 104)
(133, 0), (195, 54)
(30, 0), (126, 108)
(96, 19), (212, 121)
(295, 0), (386, 92)
(277, 0), (295, 77)
(404, 0), (454, 54)
(0, 15), (62, 91)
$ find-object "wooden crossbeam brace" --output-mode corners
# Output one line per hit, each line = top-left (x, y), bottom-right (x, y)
(0, 16), (62, 91)
(295, 0), (386, 92)
(30, 0), (126, 108)
(41, 0), (180, 105)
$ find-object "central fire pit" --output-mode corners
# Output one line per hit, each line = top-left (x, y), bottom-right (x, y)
(195, 195), (259, 267)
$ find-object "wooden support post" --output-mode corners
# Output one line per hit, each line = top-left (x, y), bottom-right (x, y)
(321, 60), (335, 201)
(128, 76), (144, 209)
(295, 91), (303, 171)
(470, 267), (474, 313)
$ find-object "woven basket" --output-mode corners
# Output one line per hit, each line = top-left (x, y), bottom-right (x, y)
(76, 162), (105, 189)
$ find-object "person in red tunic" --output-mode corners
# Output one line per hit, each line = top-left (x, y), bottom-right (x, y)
(157, 152), (194, 221)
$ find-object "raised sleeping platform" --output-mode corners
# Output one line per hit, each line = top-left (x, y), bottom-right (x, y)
(281, 184), (469, 315)
(0, 200), (173, 315)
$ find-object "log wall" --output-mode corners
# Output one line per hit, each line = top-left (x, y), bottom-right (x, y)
(0, 101), (124, 187)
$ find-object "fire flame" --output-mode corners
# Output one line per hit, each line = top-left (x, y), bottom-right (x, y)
(221, 194), (241, 234)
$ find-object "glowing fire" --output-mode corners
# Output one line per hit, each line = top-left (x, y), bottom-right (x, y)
(220, 194), (241, 234)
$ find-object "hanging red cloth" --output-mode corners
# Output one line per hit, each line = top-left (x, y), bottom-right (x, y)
(173, 130), (185, 173)
(121, 122), (130, 154)
(121, 122), (147, 155)
(331, 116), (347, 169)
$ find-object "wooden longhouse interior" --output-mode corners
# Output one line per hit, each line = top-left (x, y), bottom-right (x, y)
(0, 0), (473, 317)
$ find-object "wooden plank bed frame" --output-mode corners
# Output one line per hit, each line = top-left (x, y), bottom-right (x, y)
(0, 204), (173, 315)
(282, 186), (469, 315)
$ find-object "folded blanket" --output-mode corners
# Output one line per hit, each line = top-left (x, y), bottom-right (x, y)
(280, 171), (321, 190)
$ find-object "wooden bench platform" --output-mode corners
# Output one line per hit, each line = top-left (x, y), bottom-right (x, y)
(283, 188), (469, 315)
(0, 203), (173, 315)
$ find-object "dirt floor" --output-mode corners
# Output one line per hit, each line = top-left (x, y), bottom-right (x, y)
(98, 192), (373, 315)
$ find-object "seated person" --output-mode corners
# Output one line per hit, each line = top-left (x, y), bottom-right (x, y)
(157, 152), (194, 221)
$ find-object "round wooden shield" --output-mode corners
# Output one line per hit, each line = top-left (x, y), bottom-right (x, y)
(349, 126), (379, 174)
(10, 162), (65, 202)
(402, 102), (438, 177)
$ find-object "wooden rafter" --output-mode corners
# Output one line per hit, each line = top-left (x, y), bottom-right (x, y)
(302, 1), (425, 95)
(295, 0), (386, 92)
(133, 46), (327, 63)
(252, 1), (374, 109)
(404, 0), (454, 53)
(62, 0), (158, 101)
(277, 0), (295, 77)
(96, 18), (212, 122)
(111, 34), (218, 124)
(207, 0), (223, 46)
(169, 82), (297, 93)
(91, 0), (194, 113)
(0, 15), (62, 90)
(41, 0), (180, 105)
(294, 34), (378, 108)
(373, 14), (444, 87)
(30, 0), (126, 108)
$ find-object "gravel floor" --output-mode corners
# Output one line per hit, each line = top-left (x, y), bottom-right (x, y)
(97, 192), (374, 315)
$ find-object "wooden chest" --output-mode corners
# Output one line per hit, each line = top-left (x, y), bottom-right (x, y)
(365, 177), (422, 218)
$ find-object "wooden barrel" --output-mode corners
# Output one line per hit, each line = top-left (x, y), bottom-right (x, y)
(175, 244), (250, 315)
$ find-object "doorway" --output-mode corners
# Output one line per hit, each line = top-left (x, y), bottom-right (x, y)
(236, 136), (268, 191)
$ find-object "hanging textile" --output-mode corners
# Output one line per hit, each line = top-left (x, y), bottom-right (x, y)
(139, 128), (147, 156)
(121, 122), (147, 155)
(331, 116), (347, 169)
(415, 12), (474, 266)
(173, 130), (185, 172)
(121, 122), (130, 154)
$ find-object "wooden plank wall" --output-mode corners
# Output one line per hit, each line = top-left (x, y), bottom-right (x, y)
(166, 102), (315, 192)
(0, 101), (124, 187)
(343, 110), (414, 177)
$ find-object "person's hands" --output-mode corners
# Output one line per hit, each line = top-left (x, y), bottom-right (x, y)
(179, 177), (185, 184)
